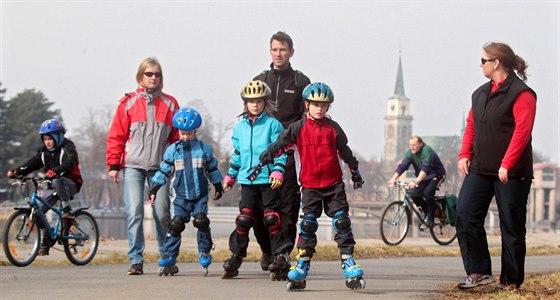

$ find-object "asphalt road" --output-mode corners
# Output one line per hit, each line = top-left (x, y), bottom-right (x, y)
(1, 255), (559, 300)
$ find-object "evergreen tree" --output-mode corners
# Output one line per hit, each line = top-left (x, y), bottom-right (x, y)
(1, 88), (61, 189)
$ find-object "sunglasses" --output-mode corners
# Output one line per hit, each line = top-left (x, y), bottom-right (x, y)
(480, 58), (497, 64)
(144, 72), (162, 78)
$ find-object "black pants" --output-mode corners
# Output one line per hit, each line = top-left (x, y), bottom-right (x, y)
(456, 172), (531, 287)
(253, 154), (300, 254)
(298, 181), (355, 257)
(408, 176), (442, 222)
(228, 184), (291, 257)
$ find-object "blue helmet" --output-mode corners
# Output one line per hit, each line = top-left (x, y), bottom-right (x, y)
(302, 82), (334, 103)
(39, 119), (66, 147)
(172, 107), (202, 130)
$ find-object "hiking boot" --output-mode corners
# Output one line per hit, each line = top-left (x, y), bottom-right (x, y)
(128, 263), (144, 275)
(457, 273), (494, 289)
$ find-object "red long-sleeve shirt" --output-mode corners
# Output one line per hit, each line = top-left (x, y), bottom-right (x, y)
(459, 80), (537, 170)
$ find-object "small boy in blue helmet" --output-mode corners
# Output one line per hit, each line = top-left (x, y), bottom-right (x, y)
(7, 119), (83, 256)
(249, 82), (366, 291)
(149, 107), (224, 276)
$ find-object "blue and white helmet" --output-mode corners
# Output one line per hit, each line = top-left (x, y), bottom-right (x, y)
(302, 82), (334, 103)
(39, 119), (66, 147)
(172, 107), (202, 130)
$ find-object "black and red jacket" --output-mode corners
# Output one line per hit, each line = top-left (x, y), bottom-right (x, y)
(13, 138), (83, 191)
(260, 116), (359, 189)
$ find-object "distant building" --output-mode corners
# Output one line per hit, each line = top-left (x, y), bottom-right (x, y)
(529, 163), (559, 232)
(383, 54), (413, 175)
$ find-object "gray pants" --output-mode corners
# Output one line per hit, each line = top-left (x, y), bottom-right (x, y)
(38, 177), (77, 213)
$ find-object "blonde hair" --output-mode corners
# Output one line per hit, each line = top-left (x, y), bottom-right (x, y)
(135, 57), (164, 90)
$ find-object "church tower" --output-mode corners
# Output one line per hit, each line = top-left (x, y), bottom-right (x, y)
(383, 54), (413, 173)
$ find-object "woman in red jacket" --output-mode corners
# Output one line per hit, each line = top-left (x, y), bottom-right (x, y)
(456, 42), (536, 290)
(106, 57), (179, 275)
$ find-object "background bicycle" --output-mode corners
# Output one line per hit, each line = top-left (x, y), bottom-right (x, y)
(379, 181), (457, 246)
(2, 176), (99, 266)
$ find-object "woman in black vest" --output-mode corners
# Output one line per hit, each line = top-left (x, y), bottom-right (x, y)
(456, 42), (537, 291)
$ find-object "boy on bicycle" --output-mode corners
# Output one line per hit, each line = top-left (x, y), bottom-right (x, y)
(250, 82), (366, 290)
(7, 119), (83, 256)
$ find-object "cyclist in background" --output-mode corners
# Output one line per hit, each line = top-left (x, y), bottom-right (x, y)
(387, 136), (446, 231)
(7, 119), (83, 256)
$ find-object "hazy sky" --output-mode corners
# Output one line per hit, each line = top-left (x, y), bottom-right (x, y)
(2, 1), (559, 164)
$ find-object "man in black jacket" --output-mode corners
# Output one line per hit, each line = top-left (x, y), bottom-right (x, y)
(252, 31), (311, 274)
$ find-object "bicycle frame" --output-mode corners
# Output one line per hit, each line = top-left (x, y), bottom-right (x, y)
(395, 182), (432, 225)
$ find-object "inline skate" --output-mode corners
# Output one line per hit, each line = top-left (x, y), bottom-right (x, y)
(268, 252), (290, 281)
(286, 251), (310, 291)
(221, 254), (243, 279)
(199, 252), (212, 276)
(157, 256), (179, 276)
(341, 255), (366, 290)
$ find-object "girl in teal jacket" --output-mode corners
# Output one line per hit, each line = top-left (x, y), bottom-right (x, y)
(221, 80), (292, 280)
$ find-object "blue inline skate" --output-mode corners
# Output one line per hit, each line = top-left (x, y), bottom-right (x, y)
(157, 256), (179, 276)
(341, 255), (366, 290)
(199, 252), (212, 276)
(286, 250), (310, 291)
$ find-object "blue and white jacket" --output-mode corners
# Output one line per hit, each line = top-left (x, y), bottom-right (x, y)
(228, 112), (287, 185)
(152, 139), (222, 200)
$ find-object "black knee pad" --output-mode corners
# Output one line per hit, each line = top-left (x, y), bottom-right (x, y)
(332, 210), (351, 237)
(235, 208), (254, 235)
(169, 216), (186, 237)
(193, 213), (210, 231)
(263, 209), (281, 235)
(299, 214), (318, 240)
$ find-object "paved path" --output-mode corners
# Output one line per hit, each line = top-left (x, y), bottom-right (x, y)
(1, 255), (559, 300)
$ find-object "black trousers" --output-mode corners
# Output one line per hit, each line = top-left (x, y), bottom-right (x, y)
(408, 176), (442, 222)
(298, 181), (355, 257)
(456, 172), (531, 287)
(253, 154), (301, 255)
(228, 184), (291, 257)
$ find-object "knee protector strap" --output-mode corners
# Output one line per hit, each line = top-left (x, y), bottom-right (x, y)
(193, 213), (210, 231)
(169, 216), (186, 237)
(299, 214), (318, 241)
(332, 210), (351, 237)
(235, 208), (254, 235)
(263, 209), (281, 235)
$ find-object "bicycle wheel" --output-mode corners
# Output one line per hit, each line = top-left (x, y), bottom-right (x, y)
(430, 218), (457, 245)
(2, 210), (40, 267)
(379, 201), (411, 246)
(63, 210), (99, 265)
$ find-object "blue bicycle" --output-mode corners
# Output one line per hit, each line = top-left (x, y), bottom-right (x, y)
(2, 177), (99, 266)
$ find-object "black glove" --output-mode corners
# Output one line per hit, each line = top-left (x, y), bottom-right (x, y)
(149, 184), (162, 201)
(246, 164), (262, 181)
(213, 183), (224, 200)
(351, 169), (364, 190)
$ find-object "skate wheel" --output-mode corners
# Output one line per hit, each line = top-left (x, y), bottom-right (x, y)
(203, 267), (208, 277)
(345, 277), (366, 290)
(286, 280), (306, 291)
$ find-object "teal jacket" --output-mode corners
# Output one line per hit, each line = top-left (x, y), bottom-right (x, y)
(228, 112), (286, 185)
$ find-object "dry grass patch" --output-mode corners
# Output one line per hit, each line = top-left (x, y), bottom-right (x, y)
(439, 272), (559, 300)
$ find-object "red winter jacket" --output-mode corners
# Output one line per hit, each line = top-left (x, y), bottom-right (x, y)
(106, 88), (179, 171)
(260, 116), (359, 189)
